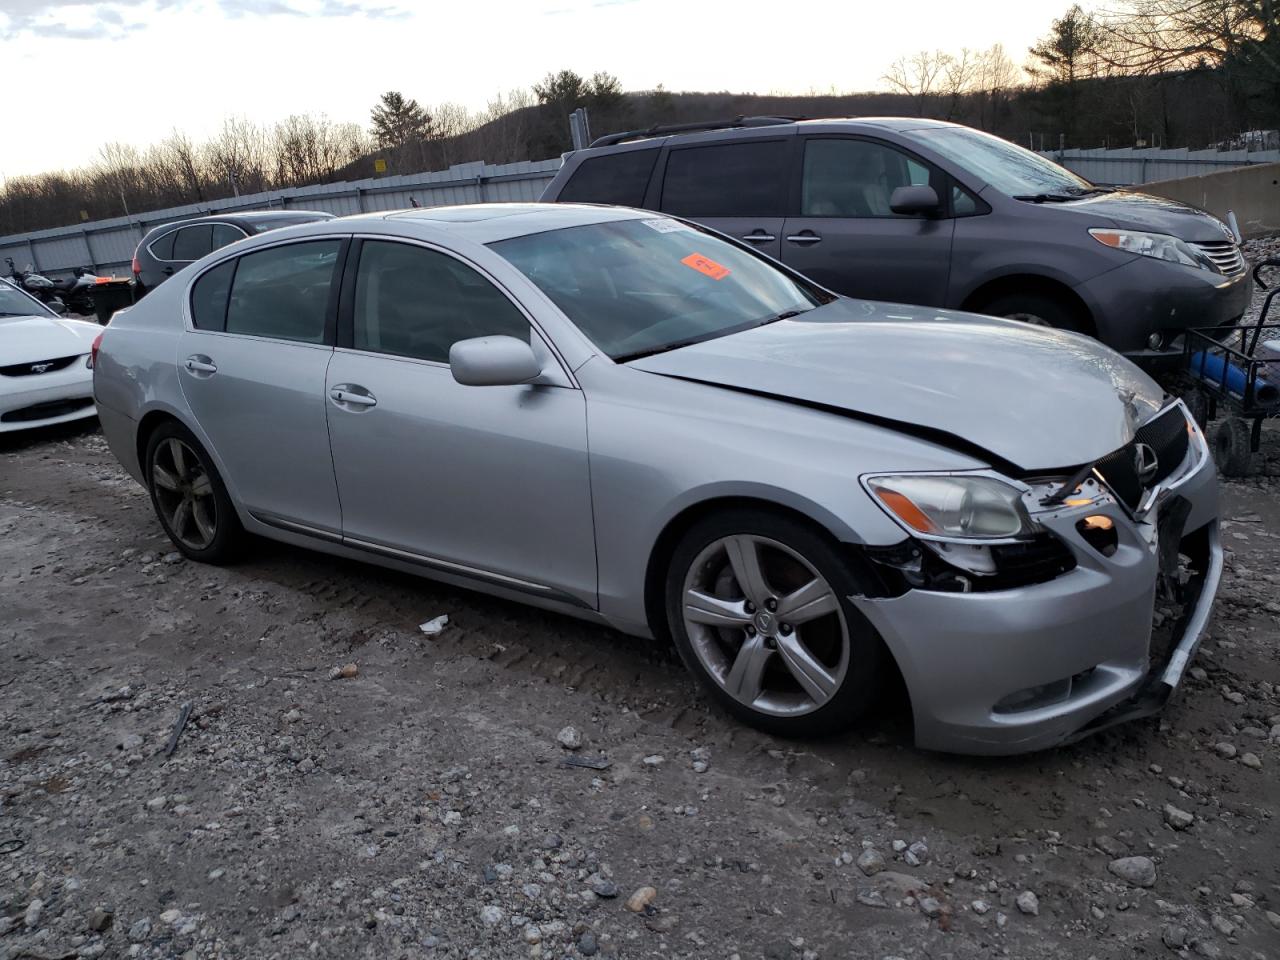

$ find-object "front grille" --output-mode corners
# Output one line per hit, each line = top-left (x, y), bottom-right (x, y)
(1093, 405), (1191, 510)
(0, 355), (79, 377)
(0, 398), (94, 423)
(991, 535), (1077, 586)
(1190, 240), (1246, 277)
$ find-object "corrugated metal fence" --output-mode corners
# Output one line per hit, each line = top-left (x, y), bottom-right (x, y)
(1044, 147), (1280, 186)
(0, 159), (563, 280)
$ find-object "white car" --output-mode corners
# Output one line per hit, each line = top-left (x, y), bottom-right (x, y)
(1, 278), (100, 432)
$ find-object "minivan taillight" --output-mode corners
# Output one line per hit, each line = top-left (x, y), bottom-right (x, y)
(88, 332), (105, 370)
(131, 253), (141, 277)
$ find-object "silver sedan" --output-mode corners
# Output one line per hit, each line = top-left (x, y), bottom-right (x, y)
(92, 203), (1221, 754)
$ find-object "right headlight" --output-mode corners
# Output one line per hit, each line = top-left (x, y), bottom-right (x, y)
(1088, 228), (1217, 272)
(865, 474), (1037, 541)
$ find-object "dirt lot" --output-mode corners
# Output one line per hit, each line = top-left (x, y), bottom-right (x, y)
(2, 397), (1280, 956)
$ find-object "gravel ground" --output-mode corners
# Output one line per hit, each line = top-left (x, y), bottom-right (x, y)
(3, 272), (1280, 959)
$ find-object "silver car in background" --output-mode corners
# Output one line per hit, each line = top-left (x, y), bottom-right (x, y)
(92, 203), (1222, 755)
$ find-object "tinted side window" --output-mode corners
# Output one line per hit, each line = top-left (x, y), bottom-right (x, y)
(172, 225), (214, 261)
(211, 223), (245, 251)
(559, 149), (659, 206)
(149, 230), (177, 260)
(352, 241), (528, 364)
(225, 240), (340, 344)
(802, 139), (937, 218)
(190, 260), (235, 331)
(660, 140), (788, 217)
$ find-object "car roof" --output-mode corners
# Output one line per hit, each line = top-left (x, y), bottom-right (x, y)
(577, 116), (963, 152)
(380, 202), (652, 243)
(141, 209), (335, 240)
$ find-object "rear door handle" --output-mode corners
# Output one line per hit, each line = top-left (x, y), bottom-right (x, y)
(162, 267), (175, 276)
(785, 232), (822, 245)
(741, 231), (776, 243)
(329, 385), (377, 408)
(183, 355), (217, 375)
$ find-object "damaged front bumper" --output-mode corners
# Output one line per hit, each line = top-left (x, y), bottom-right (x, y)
(853, 401), (1221, 756)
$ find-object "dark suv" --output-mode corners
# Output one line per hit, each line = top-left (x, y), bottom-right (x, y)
(541, 117), (1252, 360)
(132, 210), (335, 295)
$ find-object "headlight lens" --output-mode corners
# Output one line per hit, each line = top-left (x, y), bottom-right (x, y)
(866, 475), (1036, 540)
(1088, 228), (1216, 271)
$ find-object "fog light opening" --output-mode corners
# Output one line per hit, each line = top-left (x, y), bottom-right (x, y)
(994, 677), (1073, 714)
(1077, 515), (1118, 557)
(1147, 332), (1164, 350)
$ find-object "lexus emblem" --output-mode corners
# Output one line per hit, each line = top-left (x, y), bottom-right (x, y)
(30, 362), (53, 374)
(1133, 442), (1160, 484)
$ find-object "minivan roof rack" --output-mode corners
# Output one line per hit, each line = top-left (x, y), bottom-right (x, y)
(588, 116), (800, 149)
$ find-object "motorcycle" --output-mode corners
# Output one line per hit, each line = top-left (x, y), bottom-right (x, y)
(5, 258), (102, 315)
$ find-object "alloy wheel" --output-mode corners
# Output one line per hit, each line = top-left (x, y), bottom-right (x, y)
(681, 534), (850, 717)
(151, 437), (218, 550)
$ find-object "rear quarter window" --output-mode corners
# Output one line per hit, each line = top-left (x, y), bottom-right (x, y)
(558, 149), (659, 207)
(148, 230), (177, 260)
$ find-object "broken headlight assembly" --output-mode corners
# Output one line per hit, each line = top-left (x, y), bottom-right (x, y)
(862, 474), (1075, 591)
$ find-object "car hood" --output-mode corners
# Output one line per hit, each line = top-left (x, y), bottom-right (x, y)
(628, 300), (1166, 472)
(1053, 190), (1236, 242)
(0, 314), (100, 367)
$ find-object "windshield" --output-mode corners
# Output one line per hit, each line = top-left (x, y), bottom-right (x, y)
(908, 126), (1093, 197)
(0, 280), (54, 318)
(490, 218), (829, 362)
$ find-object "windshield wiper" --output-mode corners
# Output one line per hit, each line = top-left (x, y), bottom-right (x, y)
(1014, 186), (1113, 203)
(612, 309), (809, 365)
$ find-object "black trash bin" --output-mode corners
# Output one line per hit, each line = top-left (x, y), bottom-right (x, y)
(90, 278), (135, 325)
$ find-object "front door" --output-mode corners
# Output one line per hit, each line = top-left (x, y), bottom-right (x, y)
(324, 239), (597, 607)
(177, 238), (345, 534)
(781, 137), (954, 305)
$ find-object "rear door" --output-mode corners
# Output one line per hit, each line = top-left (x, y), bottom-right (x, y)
(657, 138), (792, 260)
(781, 137), (954, 305)
(177, 237), (346, 535)
(324, 238), (597, 607)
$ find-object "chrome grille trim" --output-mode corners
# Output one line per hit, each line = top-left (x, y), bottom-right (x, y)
(1190, 241), (1246, 277)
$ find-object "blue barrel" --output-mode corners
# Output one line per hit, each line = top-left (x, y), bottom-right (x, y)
(1189, 351), (1280, 408)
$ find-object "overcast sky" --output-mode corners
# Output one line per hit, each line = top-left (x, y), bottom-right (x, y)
(1, 0), (1072, 178)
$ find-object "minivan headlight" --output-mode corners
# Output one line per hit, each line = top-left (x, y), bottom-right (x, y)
(865, 475), (1036, 540)
(1089, 228), (1216, 271)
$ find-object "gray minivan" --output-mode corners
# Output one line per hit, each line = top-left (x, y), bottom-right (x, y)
(540, 117), (1252, 360)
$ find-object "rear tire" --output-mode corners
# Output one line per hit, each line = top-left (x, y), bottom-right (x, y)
(664, 509), (884, 738)
(1212, 417), (1254, 478)
(144, 421), (244, 563)
(978, 292), (1088, 334)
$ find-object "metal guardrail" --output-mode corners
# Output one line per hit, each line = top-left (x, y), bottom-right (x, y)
(0, 158), (563, 280)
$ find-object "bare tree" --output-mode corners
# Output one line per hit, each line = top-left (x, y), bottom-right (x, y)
(883, 50), (954, 115)
(972, 44), (1022, 129)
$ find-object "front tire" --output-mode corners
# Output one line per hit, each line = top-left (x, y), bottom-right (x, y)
(145, 421), (244, 563)
(978, 292), (1088, 333)
(665, 510), (884, 737)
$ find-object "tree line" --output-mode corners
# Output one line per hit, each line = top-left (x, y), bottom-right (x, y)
(2, 0), (1277, 237)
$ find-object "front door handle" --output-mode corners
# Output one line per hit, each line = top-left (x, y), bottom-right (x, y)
(741, 231), (776, 243)
(785, 232), (822, 245)
(329, 385), (377, 408)
(162, 267), (175, 276)
(183, 355), (217, 375)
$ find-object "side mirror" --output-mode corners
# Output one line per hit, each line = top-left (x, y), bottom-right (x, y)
(449, 335), (543, 386)
(889, 184), (941, 216)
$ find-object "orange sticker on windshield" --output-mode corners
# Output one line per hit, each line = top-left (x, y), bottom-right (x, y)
(681, 253), (731, 280)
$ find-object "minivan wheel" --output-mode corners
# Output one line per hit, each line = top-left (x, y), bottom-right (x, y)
(145, 421), (244, 563)
(979, 293), (1087, 333)
(665, 510), (884, 737)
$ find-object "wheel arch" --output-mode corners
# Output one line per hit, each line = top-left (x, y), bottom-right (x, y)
(960, 273), (1096, 335)
(641, 495), (913, 725)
